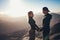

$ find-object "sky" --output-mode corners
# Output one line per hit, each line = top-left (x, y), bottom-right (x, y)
(0, 0), (60, 17)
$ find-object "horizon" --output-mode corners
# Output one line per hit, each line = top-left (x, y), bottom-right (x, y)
(0, 12), (60, 18)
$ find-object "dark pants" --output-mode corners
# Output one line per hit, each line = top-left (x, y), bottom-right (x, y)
(29, 29), (35, 40)
(43, 29), (50, 40)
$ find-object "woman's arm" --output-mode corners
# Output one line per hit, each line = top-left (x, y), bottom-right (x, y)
(29, 19), (40, 31)
(34, 23), (40, 31)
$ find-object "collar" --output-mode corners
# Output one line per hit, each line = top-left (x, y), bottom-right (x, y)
(45, 13), (49, 16)
(29, 17), (33, 19)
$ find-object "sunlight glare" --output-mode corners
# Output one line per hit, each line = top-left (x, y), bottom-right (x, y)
(5, 0), (27, 17)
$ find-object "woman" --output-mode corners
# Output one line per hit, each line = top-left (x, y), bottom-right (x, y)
(28, 11), (40, 40)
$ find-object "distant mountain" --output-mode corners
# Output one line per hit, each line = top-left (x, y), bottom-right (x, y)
(51, 22), (60, 35)
(50, 13), (60, 26)
(50, 23), (60, 40)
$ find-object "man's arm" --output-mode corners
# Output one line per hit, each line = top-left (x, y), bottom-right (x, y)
(40, 14), (52, 31)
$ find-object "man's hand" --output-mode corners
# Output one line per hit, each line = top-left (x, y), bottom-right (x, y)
(38, 27), (43, 32)
(36, 28), (41, 32)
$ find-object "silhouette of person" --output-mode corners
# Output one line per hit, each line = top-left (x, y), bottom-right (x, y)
(28, 11), (40, 40)
(40, 7), (52, 40)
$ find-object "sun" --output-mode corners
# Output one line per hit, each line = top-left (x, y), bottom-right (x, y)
(0, 0), (41, 17)
(0, 0), (28, 17)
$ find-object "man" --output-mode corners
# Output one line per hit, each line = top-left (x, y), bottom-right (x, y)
(41, 7), (52, 40)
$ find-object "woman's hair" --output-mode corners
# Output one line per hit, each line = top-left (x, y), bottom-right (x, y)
(28, 11), (33, 17)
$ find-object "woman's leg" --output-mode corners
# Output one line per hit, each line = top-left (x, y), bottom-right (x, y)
(29, 29), (35, 40)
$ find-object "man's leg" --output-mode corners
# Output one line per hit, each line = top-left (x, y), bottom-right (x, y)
(43, 31), (50, 40)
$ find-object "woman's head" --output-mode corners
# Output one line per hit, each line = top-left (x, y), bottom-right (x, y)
(28, 11), (34, 18)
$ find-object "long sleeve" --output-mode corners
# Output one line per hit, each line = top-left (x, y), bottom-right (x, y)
(41, 14), (52, 31)
(29, 18), (39, 30)
(43, 14), (52, 26)
(34, 23), (40, 31)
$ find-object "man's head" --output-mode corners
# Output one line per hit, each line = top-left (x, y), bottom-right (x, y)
(42, 7), (50, 14)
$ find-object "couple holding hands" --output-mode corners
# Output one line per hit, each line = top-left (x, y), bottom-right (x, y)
(28, 7), (52, 40)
